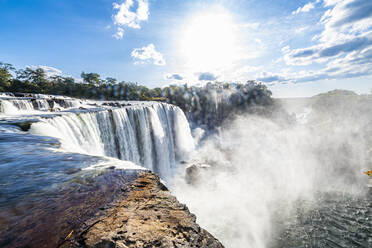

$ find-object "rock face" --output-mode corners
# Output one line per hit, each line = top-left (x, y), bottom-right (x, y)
(66, 172), (224, 248)
(185, 162), (211, 185)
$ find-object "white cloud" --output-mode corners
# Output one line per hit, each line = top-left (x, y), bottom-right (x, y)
(30, 65), (62, 78)
(281, 46), (290, 53)
(131, 44), (166, 66)
(256, 45), (372, 84)
(113, 27), (124, 40)
(283, 0), (372, 81)
(294, 26), (310, 34)
(112, 0), (149, 39)
(292, 1), (317, 15)
(319, 0), (372, 43)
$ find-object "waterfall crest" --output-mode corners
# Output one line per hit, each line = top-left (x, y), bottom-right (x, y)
(0, 96), (83, 114)
(28, 102), (194, 179)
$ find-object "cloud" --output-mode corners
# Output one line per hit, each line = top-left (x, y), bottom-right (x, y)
(112, 0), (149, 39)
(256, 72), (286, 83)
(284, 34), (372, 65)
(292, 1), (318, 15)
(294, 26), (310, 34)
(240, 22), (260, 29)
(321, 0), (372, 29)
(131, 44), (166, 66)
(282, 0), (372, 82)
(318, 0), (372, 42)
(256, 45), (372, 83)
(30, 65), (62, 78)
(165, 73), (183, 80)
(113, 27), (124, 40)
(198, 72), (218, 81)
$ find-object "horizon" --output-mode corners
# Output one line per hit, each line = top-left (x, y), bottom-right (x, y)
(0, 0), (371, 97)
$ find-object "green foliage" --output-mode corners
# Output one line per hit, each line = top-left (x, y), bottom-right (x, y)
(16, 67), (50, 93)
(0, 62), (14, 91)
(0, 62), (273, 123)
(81, 72), (102, 86)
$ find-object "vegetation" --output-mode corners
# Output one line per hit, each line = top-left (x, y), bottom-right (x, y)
(163, 81), (274, 128)
(0, 62), (164, 101)
(0, 62), (274, 127)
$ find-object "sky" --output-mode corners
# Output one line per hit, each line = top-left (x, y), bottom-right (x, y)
(0, 0), (371, 97)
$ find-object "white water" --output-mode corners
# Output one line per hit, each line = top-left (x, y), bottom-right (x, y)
(0, 96), (85, 115)
(171, 103), (371, 248)
(30, 102), (195, 180)
(0, 99), (36, 115)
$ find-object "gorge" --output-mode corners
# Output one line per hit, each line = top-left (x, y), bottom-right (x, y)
(0, 89), (371, 248)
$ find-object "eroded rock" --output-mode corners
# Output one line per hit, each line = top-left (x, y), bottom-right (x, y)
(67, 172), (223, 248)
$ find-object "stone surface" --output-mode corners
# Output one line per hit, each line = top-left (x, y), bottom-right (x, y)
(63, 172), (224, 248)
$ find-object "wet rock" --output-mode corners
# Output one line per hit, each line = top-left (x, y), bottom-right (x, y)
(66, 172), (223, 248)
(64, 168), (82, 175)
(14, 121), (34, 131)
(185, 162), (211, 185)
(47, 99), (55, 109)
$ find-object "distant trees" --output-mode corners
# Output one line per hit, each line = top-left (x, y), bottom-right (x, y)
(0, 62), (166, 100)
(0, 62), (275, 127)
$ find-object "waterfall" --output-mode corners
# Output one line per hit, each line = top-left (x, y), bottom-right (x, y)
(0, 97), (83, 115)
(0, 100), (20, 115)
(29, 102), (195, 179)
(0, 99), (35, 114)
(33, 99), (51, 110)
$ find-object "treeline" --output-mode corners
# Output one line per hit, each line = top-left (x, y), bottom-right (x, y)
(0, 62), (274, 127)
(0, 62), (163, 100)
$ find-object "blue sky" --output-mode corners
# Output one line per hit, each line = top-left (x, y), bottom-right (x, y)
(0, 0), (371, 97)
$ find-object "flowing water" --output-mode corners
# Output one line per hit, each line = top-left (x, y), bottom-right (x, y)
(0, 95), (194, 247)
(0, 94), (371, 248)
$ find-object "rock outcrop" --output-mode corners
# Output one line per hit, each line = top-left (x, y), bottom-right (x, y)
(63, 172), (224, 248)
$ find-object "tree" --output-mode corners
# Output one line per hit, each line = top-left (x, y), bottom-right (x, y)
(16, 67), (50, 93)
(139, 86), (151, 100)
(105, 77), (117, 85)
(81, 72), (102, 86)
(150, 87), (162, 98)
(0, 62), (15, 91)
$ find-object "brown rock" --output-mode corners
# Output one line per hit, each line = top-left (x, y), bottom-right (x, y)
(69, 172), (223, 248)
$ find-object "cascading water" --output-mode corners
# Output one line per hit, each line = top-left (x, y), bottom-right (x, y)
(33, 99), (51, 110)
(0, 95), (198, 247)
(0, 96), (84, 115)
(0, 99), (35, 114)
(0, 92), (371, 248)
(28, 101), (194, 180)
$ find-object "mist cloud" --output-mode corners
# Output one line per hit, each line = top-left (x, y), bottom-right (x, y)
(172, 95), (371, 247)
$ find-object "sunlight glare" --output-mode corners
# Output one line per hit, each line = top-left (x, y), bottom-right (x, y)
(179, 8), (239, 73)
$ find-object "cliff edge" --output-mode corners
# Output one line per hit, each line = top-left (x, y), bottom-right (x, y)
(62, 172), (223, 248)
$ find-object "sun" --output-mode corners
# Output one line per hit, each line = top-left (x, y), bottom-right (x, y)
(178, 8), (239, 73)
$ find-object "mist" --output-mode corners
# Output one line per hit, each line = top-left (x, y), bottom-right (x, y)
(171, 92), (372, 247)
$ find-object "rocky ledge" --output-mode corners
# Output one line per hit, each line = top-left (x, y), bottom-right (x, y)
(62, 172), (223, 248)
